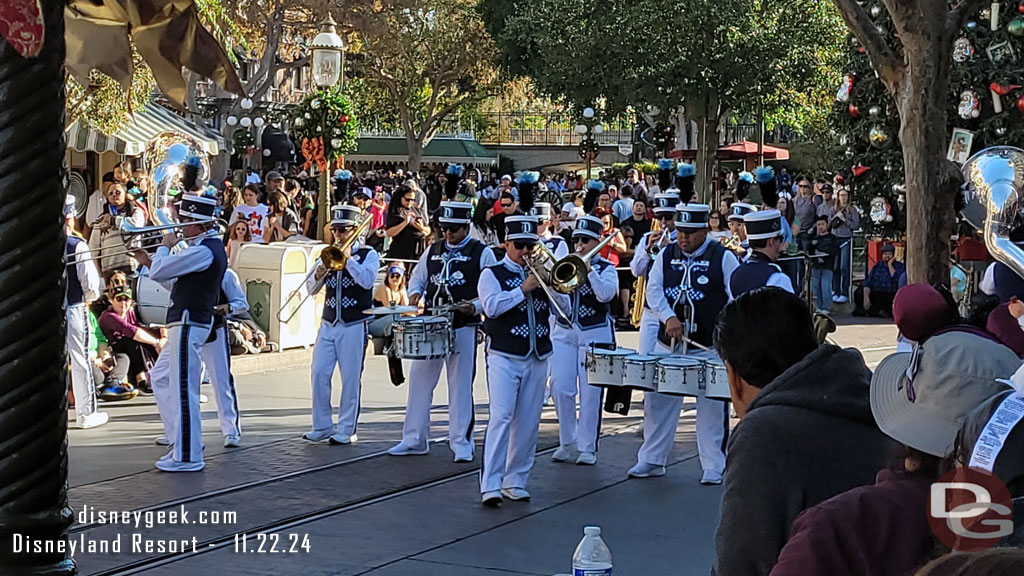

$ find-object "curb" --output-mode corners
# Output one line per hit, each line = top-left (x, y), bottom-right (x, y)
(232, 348), (314, 376)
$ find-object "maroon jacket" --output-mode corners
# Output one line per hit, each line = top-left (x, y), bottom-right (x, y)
(769, 469), (938, 576)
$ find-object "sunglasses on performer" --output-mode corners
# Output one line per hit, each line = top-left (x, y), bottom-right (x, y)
(513, 241), (534, 250)
(440, 224), (465, 233)
(656, 214), (674, 220)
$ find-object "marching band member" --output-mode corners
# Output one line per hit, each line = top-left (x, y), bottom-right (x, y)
(133, 195), (226, 472)
(66, 195), (107, 429)
(628, 203), (740, 485)
(726, 202), (756, 259)
(303, 205), (379, 445)
(200, 267), (248, 447)
(389, 200), (496, 462)
(550, 215), (618, 465)
(729, 210), (794, 296)
(630, 192), (680, 354)
(478, 215), (565, 506)
(535, 201), (569, 260)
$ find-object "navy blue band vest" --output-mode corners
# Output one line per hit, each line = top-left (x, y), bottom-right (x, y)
(993, 262), (1024, 303)
(66, 236), (85, 306)
(729, 251), (781, 297)
(483, 264), (552, 358)
(321, 246), (373, 326)
(167, 237), (228, 326)
(657, 241), (728, 347)
(556, 258), (612, 330)
(207, 288), (228, 343)
(543, 235), (566, 256)
(424, 238), (485, 329)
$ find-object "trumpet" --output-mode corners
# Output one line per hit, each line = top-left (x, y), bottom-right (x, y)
(278, 214), (374, 323)
(66, 218), (225, 265)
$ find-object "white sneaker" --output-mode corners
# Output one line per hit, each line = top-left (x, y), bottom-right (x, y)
(155, 435), (171, 446)
(199, 394), (209, 404)
(155, 458), (205, 472)
(576, 452), (597, 465)
(481, 491), (503, 506)
(832, 295), (842, 303)
(388, 442), (429, 456)
(75, 412), (109, 429)
(628, 462), (666, 478)
(328, 433), (357, 445)
(836, 295), (848, 303)
(700, 470), (723, 485)
(501, 487), (531, 501)
(453, 451), (473, 463)
(224, 435), (240, 448)
(552, 445), (574, 462)
(302, 430), (332, 443)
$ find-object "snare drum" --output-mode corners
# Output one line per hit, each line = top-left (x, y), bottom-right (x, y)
(622, 354), (658, 391)
(136, 276), (171, 326)
(585, 347), (636, 388)
(703, 359), (731, 400)
(393, 316), (452, 359)
(656, 356), (703, 396)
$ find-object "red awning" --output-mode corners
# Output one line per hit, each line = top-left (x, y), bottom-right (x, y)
(668, 141), (790, 161)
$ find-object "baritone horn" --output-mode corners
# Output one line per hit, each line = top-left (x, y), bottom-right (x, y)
(961, 146), (1024, 281)
(277, 214), (374, 323)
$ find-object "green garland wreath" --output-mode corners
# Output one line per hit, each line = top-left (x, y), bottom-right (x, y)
(290, 87), (359, 160)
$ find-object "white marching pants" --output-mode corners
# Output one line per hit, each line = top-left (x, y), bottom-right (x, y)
(67, 304), (95, 417)
(480, 352), (548, 493)
(636, 343), (729, 473)
(550, 325), (610, 453)
(151, 322), (210, 464)
(200, 325), (241, 437)
(401, 326), (478, 455)
(310, 321), (366, 437)
(637, 309), (660, 355)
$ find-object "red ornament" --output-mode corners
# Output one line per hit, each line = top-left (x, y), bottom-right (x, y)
(848, 104), (860, 118)
(990, 82), (1023, 96)
(1017, 94), (1024, 113)
(1018, 0), (1024, 14)
(851, 164), (871, 177)
(340, 114), (350, 124)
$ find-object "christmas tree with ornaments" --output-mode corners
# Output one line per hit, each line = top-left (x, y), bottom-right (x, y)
(832, 0), (1024, 230)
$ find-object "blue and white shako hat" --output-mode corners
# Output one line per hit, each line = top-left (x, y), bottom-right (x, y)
(505, 215), (539, 243)
(179, 194), (217, 220)
(531, 202), (553, 221)
(653, 192), (681, 215)
(330, 204), (362, 227)
(64, 194), (76, 217)
(728, 202), (757, 222)
(744, 209), (783, 240)
(438, 201), (472, 224)
(675, 203), (710, 229)
(573, 214), (604, 240)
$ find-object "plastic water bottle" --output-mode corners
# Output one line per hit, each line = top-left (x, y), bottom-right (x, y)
(572, 526), (613, 576)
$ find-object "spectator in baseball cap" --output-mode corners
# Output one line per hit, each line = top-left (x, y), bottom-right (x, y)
(266, 171), (285, 194)
(770, 331), (1019, 576)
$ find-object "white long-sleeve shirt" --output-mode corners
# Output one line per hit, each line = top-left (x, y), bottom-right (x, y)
(630, 229), (677, 279)
(478, 256), (570, 319)
(540, 231), (570, 260)
(69, 238), (101, 304)
(149, 242), (215, 287)
(647, 237), (740, 324)
(407, 235), (497, 316)
(222, 268), (248, 314)
(306, 243), (379, 295)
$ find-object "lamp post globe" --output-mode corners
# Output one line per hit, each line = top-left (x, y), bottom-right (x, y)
(583, 107), (595, 120)
(311, 15), (345, 88)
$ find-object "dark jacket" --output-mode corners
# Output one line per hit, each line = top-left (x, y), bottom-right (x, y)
(712, 345), (899, 576)
(809, 231), (837, 269)
(769, 469), (938, 576)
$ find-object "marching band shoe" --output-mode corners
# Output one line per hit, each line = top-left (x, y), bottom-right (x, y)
(155, 435), (171, 446)
(700, 470), (724, 485)
(224, 435), (241, 448)
(576, 452), (597, 466)
(199, 394), (209, 404)
(501, 487), (531, 501)
(481, 491), (503, 507)
(387, 442), (429, 456)
(329, 433), (357, 445)
(627, 462), (666, 478)
(75, 412), (109, 430)
(551, 445), (574, 462)
(453, 451), (474, 463)
(156, 458), (205, 473)
(302, 430), (333, 443)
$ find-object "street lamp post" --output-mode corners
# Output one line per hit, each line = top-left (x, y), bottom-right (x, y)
(575, 106), (603, 181)
(310, 14), (345, 241)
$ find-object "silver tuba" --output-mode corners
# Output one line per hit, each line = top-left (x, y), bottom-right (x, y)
(143, 131), (211, 228)
(961, 146), (1024, 280)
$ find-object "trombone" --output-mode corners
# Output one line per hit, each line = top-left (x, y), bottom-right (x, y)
(278, 214), (374, 323)
(65, 218), (225, 265)
(522, 230), (620, 324)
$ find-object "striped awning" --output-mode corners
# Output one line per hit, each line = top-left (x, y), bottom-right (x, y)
(67, 104), (227, 156)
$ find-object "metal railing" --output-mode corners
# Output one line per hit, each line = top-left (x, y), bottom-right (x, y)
(474, 112), (635, 146)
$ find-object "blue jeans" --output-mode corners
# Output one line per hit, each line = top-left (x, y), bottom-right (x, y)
(812, 267), (833, 313)
(832, 239), (853, 298)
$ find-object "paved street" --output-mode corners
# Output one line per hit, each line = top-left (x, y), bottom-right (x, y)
(65, 318), (897, 576)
